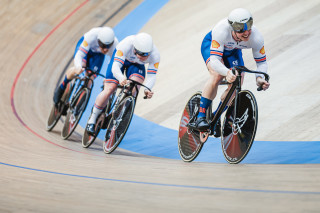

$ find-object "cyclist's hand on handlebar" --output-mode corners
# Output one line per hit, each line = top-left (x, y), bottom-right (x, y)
(226, 69), (237, 83)
(73, 66), (85, 75)
(256, 77), (270, 91)
(144, 90), (154, 99)
(120, 78), (130, 86)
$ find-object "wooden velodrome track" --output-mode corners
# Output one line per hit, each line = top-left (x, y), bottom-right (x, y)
(1, 0), (320, 212)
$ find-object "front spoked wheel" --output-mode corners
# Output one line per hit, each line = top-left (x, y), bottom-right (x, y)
(221, 90), (258, 164)
(46, 83), (72, 131)
(61, 88), (90, 139)
(103, 96), (135, 154)
(177, 92), (204, 162)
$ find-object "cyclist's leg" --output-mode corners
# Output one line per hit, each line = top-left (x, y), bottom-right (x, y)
(87, 81), (117, 134)
(189, 31), (224, 131)
(86, 57), (118, 133)
(53, 37), (86, 105)
(90, 53), (118, 117)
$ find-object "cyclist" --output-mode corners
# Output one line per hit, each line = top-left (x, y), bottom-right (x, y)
(86, 32), (160, 134)
(189, 8), (270, 135)
(53, 27), (118, 106)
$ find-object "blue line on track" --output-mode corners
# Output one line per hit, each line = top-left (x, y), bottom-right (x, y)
(1, 162), (319, 195)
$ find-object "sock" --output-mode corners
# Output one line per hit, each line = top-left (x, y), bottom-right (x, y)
(197, 97), (212, 118)
(60, 75), (71, 90)
(88, 104), (103, 124)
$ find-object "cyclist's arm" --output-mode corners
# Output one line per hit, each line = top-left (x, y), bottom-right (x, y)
(143, 61), (158, 99)
(144, 73), (156, 90)
(209, 30), (229, 76)
(251, 28), (268, 79)
(111, 49), (126, 83)
(210, 57), (229, 76)
(74, 32), (95, 69)
(144, 53), (160, 89)
(74, 44), (89, 69)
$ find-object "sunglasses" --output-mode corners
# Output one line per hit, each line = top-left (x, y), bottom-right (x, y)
(230, 18), (253, 33)
(98, 39), (114, 49)
(134, 48), (150, 57)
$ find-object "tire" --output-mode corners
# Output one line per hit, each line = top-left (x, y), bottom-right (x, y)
(46, 83), (72, 131)
(177, 92), (204, 162)
(82, 112), (105, 148)
(103, 96), (135, 154)
(61, 88), (90, 139)
(221, 90), (258, 164)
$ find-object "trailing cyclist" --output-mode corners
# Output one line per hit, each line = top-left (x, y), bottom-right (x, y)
(86, 32), (160, 135)
(189, 8), (270, 135)
(53, 27), (118, 107)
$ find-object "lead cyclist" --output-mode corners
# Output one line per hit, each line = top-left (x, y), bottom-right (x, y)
(188, 8), (270, 135)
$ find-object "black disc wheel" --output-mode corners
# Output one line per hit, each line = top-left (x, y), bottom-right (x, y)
(46, 83), (72, 131)
(177, 92), (204, 162)
(61, 88), (90, 139)
(221, 90), (258, 164)
(103, 96), (135, 154)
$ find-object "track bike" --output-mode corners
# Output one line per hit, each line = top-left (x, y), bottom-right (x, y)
(178, 66), (269, 164)
(82, 79), (151, 154)
(46, 69), (105, 140)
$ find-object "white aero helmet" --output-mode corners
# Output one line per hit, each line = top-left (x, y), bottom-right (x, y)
(133, 32), (153, 56)
(228, 8), (253, 33)
(97, 27), (115, 48)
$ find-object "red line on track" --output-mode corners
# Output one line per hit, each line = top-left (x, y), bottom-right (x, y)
(10, 0), (101, 156)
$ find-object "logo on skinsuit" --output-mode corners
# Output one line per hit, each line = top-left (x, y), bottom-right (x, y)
(260, 46), (265, 54)
(82, 40), (88, 47)
(116, 50), (123, 57)
(154, 62), (159, 69)
(211, 40), (220, 48)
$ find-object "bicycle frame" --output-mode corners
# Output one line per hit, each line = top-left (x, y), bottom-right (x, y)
(68, 69), (105, 104)
(208, 74), (240, 130)
(206, 66), (269, 132)
(106, 80), (151, 119)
